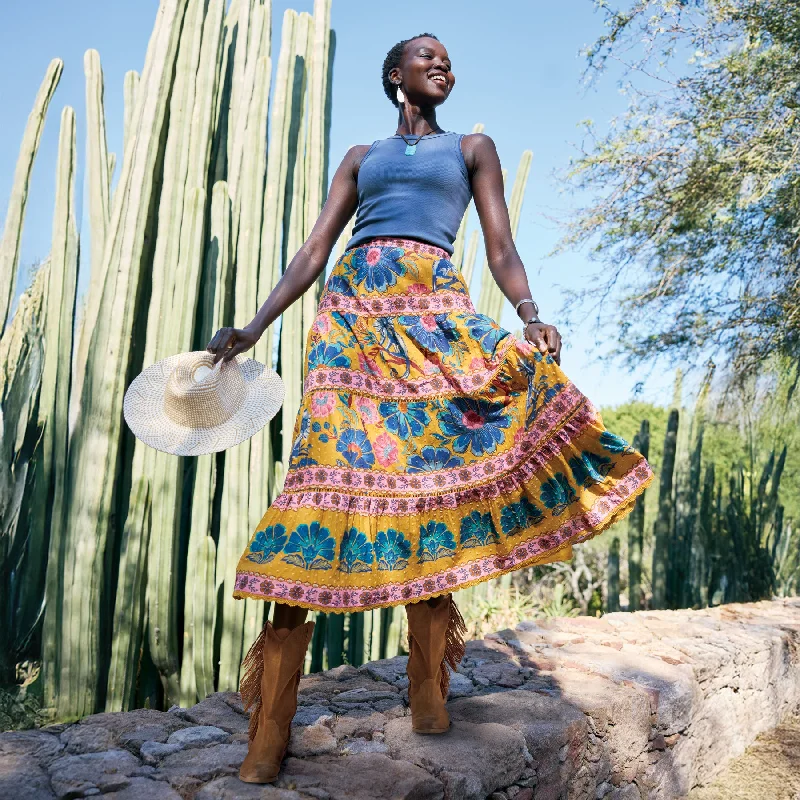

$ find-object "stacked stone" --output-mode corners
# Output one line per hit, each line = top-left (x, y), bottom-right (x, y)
(2, 598), (799, 799)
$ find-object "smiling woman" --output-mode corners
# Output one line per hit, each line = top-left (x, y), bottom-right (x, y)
(204, 31), (654, 785)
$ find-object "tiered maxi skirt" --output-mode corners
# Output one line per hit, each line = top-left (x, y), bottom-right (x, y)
(233, 237), (654, 612)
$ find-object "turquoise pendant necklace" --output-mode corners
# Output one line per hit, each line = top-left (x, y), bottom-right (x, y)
(397, 127), (439, 156)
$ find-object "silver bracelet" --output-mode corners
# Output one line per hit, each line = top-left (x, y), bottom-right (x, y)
(514, 298), (539, 317)
(524, 316), (541, 328)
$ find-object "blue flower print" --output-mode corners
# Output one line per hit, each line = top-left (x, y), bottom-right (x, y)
(378, 401), (430, 440)
(338, 527), (374, 573)
(464, 315), (508, 355)
(417, 521), (457, 563)
(289, 408), (316, 468)
(407, 445), (464, 473)
(336, 428), (375, 469)
(500, 497), (544, 536)
(432, 258), (462, 291)
(437, 398), (511, 456)
(324, 273), (355, 296)
(600, 431), (635, 454)
(459, 511), (500, 549)
(375, 528), (412, 571)
(569, 451), (613, 487)
(308, 341), (351, 370)
(282, 522), (336, 570)
(540, 473), (578, 516)
(351, 245), (406, 291)
(246, 524), (288, 564)
(400, 314), (460, 355)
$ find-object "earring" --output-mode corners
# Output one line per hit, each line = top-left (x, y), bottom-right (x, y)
(396, 84), (405, 104)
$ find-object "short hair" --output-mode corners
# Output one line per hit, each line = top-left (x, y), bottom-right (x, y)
(381, 33), (440, 107)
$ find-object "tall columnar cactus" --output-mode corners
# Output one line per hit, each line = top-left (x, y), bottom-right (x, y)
(477, 150), (533, 322)
(44, 0), (191, 719)
(20, 107), (79, 658)
(0, 265), (48, 684)
(651, 408), (679, 610)
(462, 230), (480, 289)
(123, 70), (140, 156)
(0, 59), (63, 336)
(627, 420), (649, 611)
(606, 537), (621, 612)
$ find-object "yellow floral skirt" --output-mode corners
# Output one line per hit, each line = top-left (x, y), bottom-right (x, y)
(233, 237), (653, 612)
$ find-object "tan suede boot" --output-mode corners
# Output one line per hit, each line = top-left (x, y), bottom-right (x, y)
(405, 594), (466, 734)
(238, 620), (314, 783)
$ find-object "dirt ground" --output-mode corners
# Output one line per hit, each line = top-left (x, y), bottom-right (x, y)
(687, 714), (800, 800)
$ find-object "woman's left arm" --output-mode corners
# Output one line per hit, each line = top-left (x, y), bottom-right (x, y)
(463, 133), (562, 364)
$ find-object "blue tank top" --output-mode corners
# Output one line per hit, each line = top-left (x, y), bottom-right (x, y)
(345, 131), (472, 256)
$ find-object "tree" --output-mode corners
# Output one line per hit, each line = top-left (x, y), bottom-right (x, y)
(557, 0), (800, 376)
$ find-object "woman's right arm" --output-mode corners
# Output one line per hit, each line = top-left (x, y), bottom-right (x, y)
(206, 144), (369, 364)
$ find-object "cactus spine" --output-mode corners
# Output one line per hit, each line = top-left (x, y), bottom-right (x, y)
(0, 59), (63, 336)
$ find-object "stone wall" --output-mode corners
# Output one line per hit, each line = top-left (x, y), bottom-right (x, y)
(2, 599), (799, 800)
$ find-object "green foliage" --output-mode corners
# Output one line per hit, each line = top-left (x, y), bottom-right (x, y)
(559, 0), (800, 374)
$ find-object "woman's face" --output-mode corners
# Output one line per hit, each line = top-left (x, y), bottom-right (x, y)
(391, 37), (454, 108)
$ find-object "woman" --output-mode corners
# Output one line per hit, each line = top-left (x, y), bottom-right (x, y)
(206, 33), (653, 784)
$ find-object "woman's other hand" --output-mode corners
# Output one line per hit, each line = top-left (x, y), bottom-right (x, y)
(206, 325), (260, 364)
(524, 321), (562, 365)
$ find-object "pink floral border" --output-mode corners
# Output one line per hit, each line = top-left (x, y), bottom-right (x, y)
(234, 458), (654, 611)
(317, 291), (475, 317)
(285, 383), (590, 496)
(345, 237), (451, 260)
(303, 337), (517, 398)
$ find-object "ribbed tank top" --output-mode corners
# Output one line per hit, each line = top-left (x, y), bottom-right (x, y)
(345, 131), (472, 256)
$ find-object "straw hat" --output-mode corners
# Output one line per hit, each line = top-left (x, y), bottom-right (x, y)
(123, 350), (284, 456)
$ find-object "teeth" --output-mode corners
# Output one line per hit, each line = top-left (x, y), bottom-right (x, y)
(431, 75), (445, 83)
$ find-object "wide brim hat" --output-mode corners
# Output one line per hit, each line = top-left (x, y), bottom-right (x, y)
(123, 350), (284, 456)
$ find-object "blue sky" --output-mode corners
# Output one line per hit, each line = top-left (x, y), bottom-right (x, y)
(0, 0), (677, 407)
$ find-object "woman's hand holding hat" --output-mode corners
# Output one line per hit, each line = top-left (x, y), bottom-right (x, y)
(206, 325), (260, 364)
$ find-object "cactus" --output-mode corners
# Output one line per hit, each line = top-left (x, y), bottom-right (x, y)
(627, 420), (649, 611)
(45, 0), (192, 719)
(461, 230), (480, 290)
(477, 150), (532, 321)
(123, 70), (140, 156)
(0, 59), (63, 336)
(0, 265), (48, 684)
(651, 408), (678, 610)
(451, 123), (484, 269)
(606, 537), (620, 612)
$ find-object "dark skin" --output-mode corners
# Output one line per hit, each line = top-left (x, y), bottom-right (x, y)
(206, 36), (563, 366)
(207, 38), (562, 625)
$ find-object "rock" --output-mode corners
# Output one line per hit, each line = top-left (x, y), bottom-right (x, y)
(446, 672), (474, 699)
(384, 716), (526, 799)
(48, 749), (142, 798)
(277, 754), (443, 800)
(102, 777), (183, 799)
(196, 776), (312, 798)
(166, 725), (229, 748)
(140, 741), (182, 765)
(608, 786), (640, 800)
(0, 752), (55, 800)
(359, 657), (408, 686)
(339, 738), (388, 755)
(292, 705), (333, 727)
(288, 723), (338, 757)
(155, 742), (248, 794)
(59, 709), (191, 755)
(0, 729), (63, 765)
(179, 695), (250, 735)
(471, 661), (525, 688)
(331, 687), (398, 704)
(332, 712), (387, 740)
(447, 690), (586, 798)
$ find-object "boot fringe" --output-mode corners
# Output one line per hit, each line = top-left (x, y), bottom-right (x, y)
(440, 596), (467, 698)
(240, 620), (267, 741)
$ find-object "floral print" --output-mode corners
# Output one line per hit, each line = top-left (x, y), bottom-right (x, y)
(234, 239), (655, 612)
(438, 398), (511, 456)
(417, 521), (457, 563)
(338, 527), (374, 573)
(282, 522), (336, 570)
(375, 528), (412, 571)
(459, 511), (500, 549)
(246, 524), (288, 564)
(351, 245), (406, 291)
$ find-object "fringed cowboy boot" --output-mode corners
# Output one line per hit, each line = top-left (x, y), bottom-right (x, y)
(238, 618), (314, 783)
(405, 593), (467, 734)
